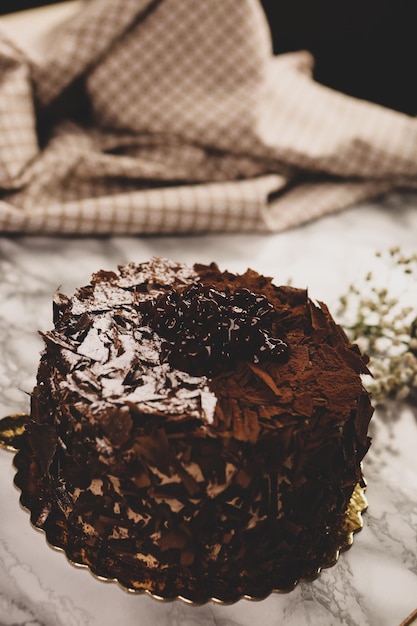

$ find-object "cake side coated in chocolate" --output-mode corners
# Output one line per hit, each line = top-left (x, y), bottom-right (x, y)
(27, 258), (373, 590)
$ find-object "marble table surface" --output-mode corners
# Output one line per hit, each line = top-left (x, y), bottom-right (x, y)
(0, 191), (417, 626)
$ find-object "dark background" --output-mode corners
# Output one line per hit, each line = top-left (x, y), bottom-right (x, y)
(1, 0), (416, 116)
(0, 0), (65, 13)
(260, 0), (417, 116)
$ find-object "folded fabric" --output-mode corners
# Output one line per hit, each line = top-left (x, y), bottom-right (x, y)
(0, 0), (416, 234)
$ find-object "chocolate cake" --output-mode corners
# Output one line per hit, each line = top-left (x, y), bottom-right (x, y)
(26, 258), (373, 598)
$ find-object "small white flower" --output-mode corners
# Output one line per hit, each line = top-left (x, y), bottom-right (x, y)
(396, 386), (410, 400)
(338, 248), (417, 405)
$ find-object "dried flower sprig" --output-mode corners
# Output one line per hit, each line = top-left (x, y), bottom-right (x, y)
(338, 247), (417, 405)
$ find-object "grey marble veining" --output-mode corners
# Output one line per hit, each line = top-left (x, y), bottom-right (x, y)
(1, 192), (417, 626)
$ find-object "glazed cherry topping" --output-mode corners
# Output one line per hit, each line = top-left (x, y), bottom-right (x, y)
(140, 284), (289, 376)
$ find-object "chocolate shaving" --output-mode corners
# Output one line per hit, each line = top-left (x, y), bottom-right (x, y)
(26, 422), (57, 474)
(99, 407), (133, 448)
(247, 363), (283, 397)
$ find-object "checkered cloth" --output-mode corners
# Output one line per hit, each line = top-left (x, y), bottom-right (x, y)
(0, 0), (416, 234)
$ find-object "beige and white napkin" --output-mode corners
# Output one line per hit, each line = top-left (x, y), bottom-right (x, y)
(0, 0), (416, 234)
